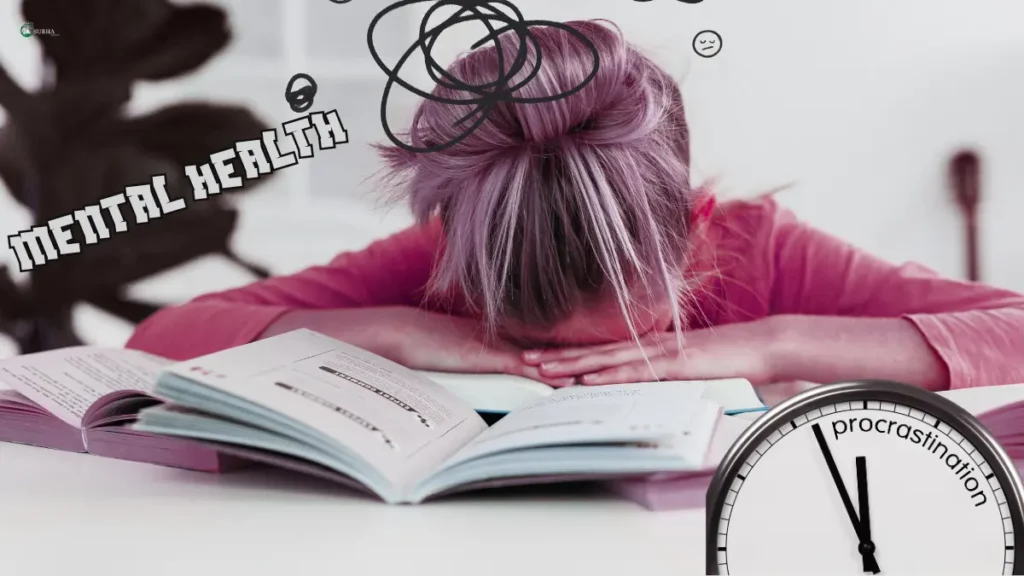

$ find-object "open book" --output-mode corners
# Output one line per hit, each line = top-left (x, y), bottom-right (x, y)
(938, 384), (1024, 460)
(132, 329), (726, 504)
(612, 384), (1024, 511)
(419, 371), (765, 418)
(0, 347), (234, 471)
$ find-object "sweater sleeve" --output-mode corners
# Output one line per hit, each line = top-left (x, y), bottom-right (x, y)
(126, 220), (444, 360)
(757, 198), (1024, 389)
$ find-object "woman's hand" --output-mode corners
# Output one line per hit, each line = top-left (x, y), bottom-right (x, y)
(522, 319), (782, 386)
(263, 306), (574, 387)
(380, 309), (576, 386)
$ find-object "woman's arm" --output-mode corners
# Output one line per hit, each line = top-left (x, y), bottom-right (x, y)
(759, 198), (1024, 390)
(126, 220), (445, 360)
(767, 315), (950, 391)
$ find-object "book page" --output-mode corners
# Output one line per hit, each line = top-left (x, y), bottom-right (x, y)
(417, 372), (762, 415)
(164, 329), (488, 488)
(442, 382), (716, 467)
(939, 383), (1024, 416)
(687, 378), (764, 413)
(0, 387), (40, 410)
(416, 371), (554, 413)
(0, 347), (169, 427)
(0, 387), (29, 402)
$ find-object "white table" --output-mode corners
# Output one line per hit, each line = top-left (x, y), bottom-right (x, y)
(0, 443), (705, 576)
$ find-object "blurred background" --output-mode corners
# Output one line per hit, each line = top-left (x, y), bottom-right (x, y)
(0, 0), (1022, 357)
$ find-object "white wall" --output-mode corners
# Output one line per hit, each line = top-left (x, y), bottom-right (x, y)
(1, 0), (1023, 349)
(425, 0), (1024, 290)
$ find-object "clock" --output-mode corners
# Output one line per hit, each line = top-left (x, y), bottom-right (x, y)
(706, 380), (1024, 575)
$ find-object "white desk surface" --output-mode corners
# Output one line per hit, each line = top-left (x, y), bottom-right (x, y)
(0, 443), (704, 576)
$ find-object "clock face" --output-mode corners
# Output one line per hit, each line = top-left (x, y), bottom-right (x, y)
(708, 385), (1024, 575)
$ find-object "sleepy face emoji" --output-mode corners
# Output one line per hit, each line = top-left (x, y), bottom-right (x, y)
(692, 30), (723, 58)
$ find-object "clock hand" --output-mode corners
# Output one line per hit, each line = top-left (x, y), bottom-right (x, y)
(856, 456), (880, 574)
(811, 424), (881, 574)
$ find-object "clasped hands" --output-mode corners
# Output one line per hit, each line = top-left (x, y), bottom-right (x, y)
(378, 308), (784, 388)
(522, 320), (781, 387)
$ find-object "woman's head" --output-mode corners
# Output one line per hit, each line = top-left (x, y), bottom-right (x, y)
(379, 20), (697, 346)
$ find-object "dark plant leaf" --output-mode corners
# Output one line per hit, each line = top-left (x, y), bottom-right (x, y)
(0, 61), (33, 118)
(0, 124), (31, 206)
(0, 266), (29, 318)
(3, 0), (266, 349)
(24, 143), (256, 302)
(126, 4), (231, 81)
(22, 0), (174, 79)
(85, 294), (163, 324)
(22, 0), (229, 82)
(111, 102), (273, 170)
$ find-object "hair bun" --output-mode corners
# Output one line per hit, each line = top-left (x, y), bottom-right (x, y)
(376, 19), (695, 342)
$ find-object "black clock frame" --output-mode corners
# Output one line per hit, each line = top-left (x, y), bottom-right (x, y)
(706, 379), (1024, 575)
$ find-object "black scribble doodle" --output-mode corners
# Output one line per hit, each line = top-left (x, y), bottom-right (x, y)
(284, 73), (318, 113)
(318, 366), (433, 428)
(274, 381), (398, 450)
(366, 0), (600, 154)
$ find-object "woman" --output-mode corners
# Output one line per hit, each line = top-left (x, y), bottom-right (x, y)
(128, 20), (1024, 391)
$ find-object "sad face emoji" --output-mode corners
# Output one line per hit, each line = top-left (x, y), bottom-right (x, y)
(692, 30), (722, 58)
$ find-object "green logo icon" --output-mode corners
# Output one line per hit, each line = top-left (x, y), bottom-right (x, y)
(20, 23), (34, 37)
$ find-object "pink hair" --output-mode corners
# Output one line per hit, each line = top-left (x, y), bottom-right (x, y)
(377, 20), (698, 342)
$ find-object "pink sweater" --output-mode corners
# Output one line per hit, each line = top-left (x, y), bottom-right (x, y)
(127, 197), (1024, 390)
